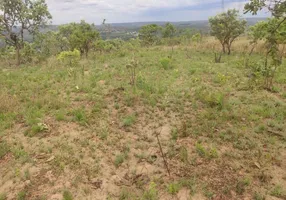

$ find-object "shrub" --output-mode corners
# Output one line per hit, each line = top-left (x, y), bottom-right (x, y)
(57, 49), (80, 67)
(160, 57), (173, 70)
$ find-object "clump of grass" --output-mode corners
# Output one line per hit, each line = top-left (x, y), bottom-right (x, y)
(270, 185), (285, 198)
(160, 57), (173, 70)
(119, 188), (135, 200)
(122, 114), (136, 127)
(72, 108), (88, 125)
(17, 190), (27, 200)
(55, 110), (66, 121)
(114, 151), (129, 168)
(253, 192), (265, 200)
(195, 143), (218, 159)
(0, 141), (10, 159)
(236, 177), (251, 195)
(170, 128), (178, 141)
(0, 193), (7, 200)
(142, 182), (158, 200)
(63, 190), (73, 200)
(179, 177), (197, 196)
(167, 182), (181, 195)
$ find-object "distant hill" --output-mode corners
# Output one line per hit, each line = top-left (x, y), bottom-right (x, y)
(1, 18), (267, 45)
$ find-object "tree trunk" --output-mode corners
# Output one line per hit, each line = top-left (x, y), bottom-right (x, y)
(227, 43), (231, 55)
(16, 45), (20, 66)
(222, 44), (226, 54)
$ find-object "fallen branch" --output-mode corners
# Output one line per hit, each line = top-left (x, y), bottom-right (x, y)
(155, 129), (171, 176)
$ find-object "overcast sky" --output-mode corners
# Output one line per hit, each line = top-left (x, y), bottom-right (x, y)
(46, 0), (269, 25)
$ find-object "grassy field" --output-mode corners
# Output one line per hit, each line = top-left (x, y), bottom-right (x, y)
(0, 40), (286, 200)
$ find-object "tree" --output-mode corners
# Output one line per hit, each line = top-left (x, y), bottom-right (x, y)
(244, 0), (286, 90)
(0, 0), (52, 65)
(248, 21), (268, 55)
(209, 9), (247, 55)
(163, 23), (176, 38)
(58, 20), (100, 58)
(139, 24), (161, 46)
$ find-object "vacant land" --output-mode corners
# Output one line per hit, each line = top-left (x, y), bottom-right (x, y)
(0, 42), (285, 200)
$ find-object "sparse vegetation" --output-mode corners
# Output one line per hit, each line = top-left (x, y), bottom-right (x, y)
(0, 1), (285, 199)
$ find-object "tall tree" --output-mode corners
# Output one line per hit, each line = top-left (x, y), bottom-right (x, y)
(59, 20), (100, 58)
(209, 9), (246, 55)
(0, 0), (52, 65)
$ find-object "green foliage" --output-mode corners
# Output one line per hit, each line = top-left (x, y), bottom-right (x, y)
(63, 190), (73, 200)
(191, 33), (202, 43)
(114, 153), (127, 168)
(167, 182), (181, 195)
(57, 49), (81, 67)
(160, 57), (173, 70)
(270, 185), (285, 198)
(244, 0), (285, 17)
(17, 190), (27, 200)
(139, 24), (161, 46)
(59, 20), (100, 57)
(0, 193), (6, 200)
(163, 23), (176, 38)
(0, 141), (10, 159)
(0, 0), (52, 65)
(122, 114), (136, 127)
(142, 182), (158, 200)
(209, 9), (246, 54)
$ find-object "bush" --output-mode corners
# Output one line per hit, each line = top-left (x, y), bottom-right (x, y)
(57, 49), (80, 67)
(160, 57), (173, 70)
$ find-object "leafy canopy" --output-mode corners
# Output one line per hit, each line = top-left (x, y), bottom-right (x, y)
(59, 20), (100, 57)
(209, 9), (246, 54)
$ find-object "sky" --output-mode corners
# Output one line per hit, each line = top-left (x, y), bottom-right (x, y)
(46, 0), (269, 25)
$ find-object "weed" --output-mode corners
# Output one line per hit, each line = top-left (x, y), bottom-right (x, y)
(253, 192), (265, 200)
(236, 178), (250, 195)
(17, 190), (27, 200)
(0, 141), (9, 159)
(63, 190), (73, 200)
(0, 193), (7, 200)
(73, 108), (88, 125)
(167, 182), (180, 195)
(160, 57), (173, 70)
(142, 182), (158, 200)
(55, 110), (65, 121)
(122, 114), (136, 127)
(195, 143), (207, 157)
(179, 177), (197, 195)
(179, 146), (189, 163)
(170, 128), (178, 140)
(114, 153), (127, 168)
(270, 185), (284, 198)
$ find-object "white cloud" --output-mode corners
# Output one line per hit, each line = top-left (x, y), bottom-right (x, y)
(45, 0), (267, 24)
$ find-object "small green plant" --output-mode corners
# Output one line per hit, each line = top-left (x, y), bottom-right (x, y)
(142, 182), (158, 200)
(63, 190), (73, 200)
(17, 190), (27, 200)
(0, 193), (7, 200)
(122, 114), (136, 127)
(179, 146), (189, 163)
(0, 141), (10, 159)
(55, 110), (65, 121)
(270, 185), (284, 198)
(160, 57), (173, 70)
(73, 108), (88, 125)
(167, 182), (180, 195)
(253, 192), (265, 200)
(114, 153), (127, 168)
(195, 143), (207, 157)
(236, 178), (250, 195)
(57, 49), (80, 67)
(170, 128), (178, 140)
